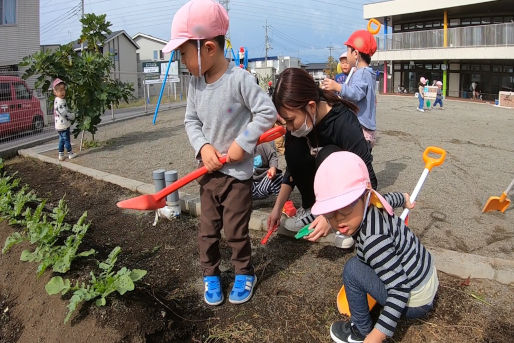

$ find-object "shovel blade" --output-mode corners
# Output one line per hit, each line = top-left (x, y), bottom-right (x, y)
(117, 194), (166, 210)
(482, 194), (511, 213)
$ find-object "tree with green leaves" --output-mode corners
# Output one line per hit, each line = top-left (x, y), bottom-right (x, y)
(21, 13), (133, 142)
(324, 56), (338, 79)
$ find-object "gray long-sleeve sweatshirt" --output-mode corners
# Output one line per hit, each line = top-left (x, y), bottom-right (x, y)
(184, 62), (277, 180)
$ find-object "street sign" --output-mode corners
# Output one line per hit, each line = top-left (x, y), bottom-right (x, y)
(144, 79), (163, 85)
(160, 61), (179, 77)
(142, 62), (160, 73)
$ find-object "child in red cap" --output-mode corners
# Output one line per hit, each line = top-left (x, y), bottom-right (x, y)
(162, 0), (276, 306)
(322, 30), (378, 150)
(312, 151), (438, 343)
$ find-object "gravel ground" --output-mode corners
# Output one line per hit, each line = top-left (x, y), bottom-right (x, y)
(41, 95), (513, 259)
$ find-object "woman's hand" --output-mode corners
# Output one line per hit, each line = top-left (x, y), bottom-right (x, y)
(403, 193), (415, 209)
(305, 215), (332, 242)
(321, 78), (342, 93)
(267, 206), (282, 230)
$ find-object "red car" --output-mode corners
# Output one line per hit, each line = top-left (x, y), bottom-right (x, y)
(0, 76), (45, 139)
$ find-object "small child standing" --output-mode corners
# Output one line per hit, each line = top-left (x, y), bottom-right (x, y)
(417, 77), (426, 112)
(52, 78), (76, 161)
(433, 80), (444, 109)
(162, 0), (276, 305)
(252, 141), (282, 200)
(321, 30), (378, 150)
(311, 152), (438, 343)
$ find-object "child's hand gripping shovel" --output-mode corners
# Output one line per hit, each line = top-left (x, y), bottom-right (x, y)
(400, 146), (446, 225)
(117, 126), (286, 210)
(482, 178), (514, 213)
(336, 146), (446, 317)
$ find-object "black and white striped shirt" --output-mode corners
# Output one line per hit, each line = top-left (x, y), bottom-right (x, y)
(356, 192), (433, 337)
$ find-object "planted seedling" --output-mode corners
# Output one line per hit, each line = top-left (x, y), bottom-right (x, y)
(46, 246), (147, 323)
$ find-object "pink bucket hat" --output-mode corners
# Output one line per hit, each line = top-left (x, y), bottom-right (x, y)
(51, 78), (64, 90)
(312, 151), (393, 216)
(162, 0), (229, 53)
(436, 80), (442, 86)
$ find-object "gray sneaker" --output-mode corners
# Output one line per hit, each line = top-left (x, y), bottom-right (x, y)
(58, 152), (66, 161)
(284, 207), (315, 232)
(68, 152), (77, 159)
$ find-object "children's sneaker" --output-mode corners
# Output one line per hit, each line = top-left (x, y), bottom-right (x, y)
(58, 152), (66, 161)
(282, 200), (297, 217)
(68, 152), (76, 159)
(330, 321), (365, 343)
(334, 232), (355, 249)
(284, 207), (315, 232)
(203, 276), (224, 306)
(229, 274), (256, 304)
(417, 108), (425, 112)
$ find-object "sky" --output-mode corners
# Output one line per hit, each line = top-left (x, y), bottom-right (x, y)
(40, 0), (371, 63)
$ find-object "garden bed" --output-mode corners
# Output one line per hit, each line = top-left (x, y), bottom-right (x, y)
(1, 157), (513, 343)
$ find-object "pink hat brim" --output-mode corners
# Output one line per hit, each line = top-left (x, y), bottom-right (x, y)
(311, 186), (365, 216)
(162, 37), (189, 53)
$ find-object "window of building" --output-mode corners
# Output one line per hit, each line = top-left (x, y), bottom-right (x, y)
(153, 50), (158, 60)
(394, 24), (402, 32)
(492, 65), (502, 72)
(505, 16), (513, 23)
(394, 64), (401, 70)
(416, 22), (423, 29)
(471, 18), (480, 25)
(449, 63), (460, 71)
(425, 22), (432, 28)
(461, 18), (471, 25)
(461, 64), (470, 71)
(449, 18), (460, 27)
(402, 23), (409, 30)
(481, 17), (490, 24)
(415, 63), (424, 69)
(433, 64), (441, 70)
(481, 65), (490, 72)
(409, 23), (415, 30)
(493, 17), (503, 24)
(471, 65), (480, 71)
(0, 0), (16, 25)
(433, 20), (441, 28)
(425, 64), (432, 70)
(504, 66), (514, 73)
(13, 83), (31, 100)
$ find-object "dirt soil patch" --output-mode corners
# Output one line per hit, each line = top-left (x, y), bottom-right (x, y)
(1, 157), (513, 343)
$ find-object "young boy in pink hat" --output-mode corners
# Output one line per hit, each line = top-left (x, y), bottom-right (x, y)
(162, 0), (276, 305)
(312, 152), (438, 343)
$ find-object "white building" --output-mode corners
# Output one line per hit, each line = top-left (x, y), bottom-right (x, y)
(0, 0), (40, 72)
(364, 0), (514, 99)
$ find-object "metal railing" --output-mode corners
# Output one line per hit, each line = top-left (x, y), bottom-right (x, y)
(376, 22), (514, 51)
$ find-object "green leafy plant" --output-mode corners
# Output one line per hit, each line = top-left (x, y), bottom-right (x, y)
(46, 246), (147, 323)
(20, 13), (134, 140)
(21, 211), (95, 276)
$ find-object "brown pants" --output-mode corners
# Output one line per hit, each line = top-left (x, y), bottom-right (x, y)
(198, 172), (254, 276)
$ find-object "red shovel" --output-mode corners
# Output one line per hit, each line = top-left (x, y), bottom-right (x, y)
(117, 126), (286, 210)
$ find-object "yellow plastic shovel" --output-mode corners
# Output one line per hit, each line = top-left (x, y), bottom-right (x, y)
(482, 179), (513, 213)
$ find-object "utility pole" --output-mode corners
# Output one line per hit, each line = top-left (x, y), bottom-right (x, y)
(264, 20), (272, 63)
(80, 0), (85, 51)
(327, 46), (335, 59)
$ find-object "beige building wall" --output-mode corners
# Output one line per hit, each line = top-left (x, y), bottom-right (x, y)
(0, 0), (40, 67)
(133, 36), (171, 61)
(104, 35), (139, 97)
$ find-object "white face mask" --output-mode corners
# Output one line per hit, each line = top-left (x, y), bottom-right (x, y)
(291, 111), (316, 137)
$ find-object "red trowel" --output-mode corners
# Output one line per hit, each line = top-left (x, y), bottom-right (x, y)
(117, 126), (286, 210)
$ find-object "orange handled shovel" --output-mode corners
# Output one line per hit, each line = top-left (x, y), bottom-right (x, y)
(337, 285), (376, 316)
(482, 179), (513, 213)
(117, 126), (286, 210)
(400, 146), (446, 223)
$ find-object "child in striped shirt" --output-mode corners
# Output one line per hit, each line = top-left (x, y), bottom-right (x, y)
(311, 151), (438, 343)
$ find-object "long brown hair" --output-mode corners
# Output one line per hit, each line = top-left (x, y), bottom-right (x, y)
(272, 68), (358, 115)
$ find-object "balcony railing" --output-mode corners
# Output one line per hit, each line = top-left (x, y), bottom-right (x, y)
(376, 22), (514, 51)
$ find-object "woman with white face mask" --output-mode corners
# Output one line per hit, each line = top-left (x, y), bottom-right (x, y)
(267, 68), (377, 248)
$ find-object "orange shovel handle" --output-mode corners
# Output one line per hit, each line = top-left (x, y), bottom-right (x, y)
(423, 146), (446, 171)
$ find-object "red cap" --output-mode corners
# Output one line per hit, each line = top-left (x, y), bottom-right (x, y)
(344, 30), (377, 56)
(268, 81), (272, 86)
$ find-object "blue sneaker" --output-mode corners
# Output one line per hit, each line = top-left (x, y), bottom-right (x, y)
(229, 274), (257, 304)
(203, 276), (223, 306)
